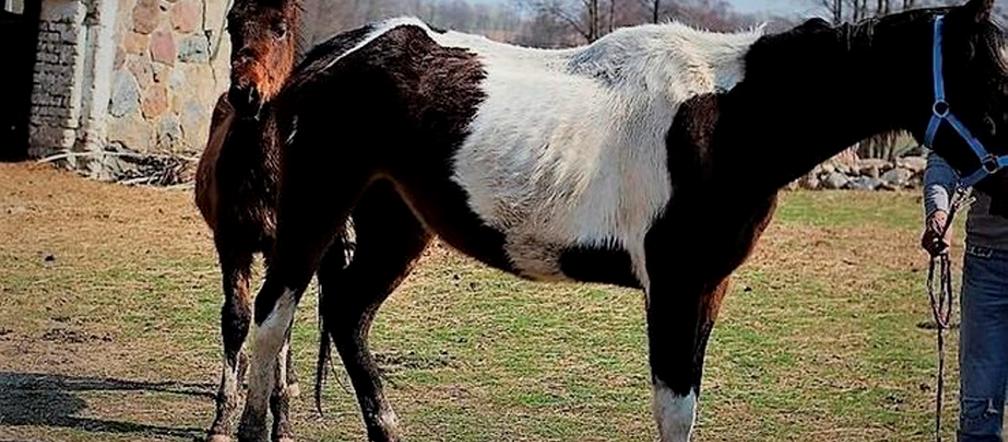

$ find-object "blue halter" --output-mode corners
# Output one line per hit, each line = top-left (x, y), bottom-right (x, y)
(924, 15), (1008, 187)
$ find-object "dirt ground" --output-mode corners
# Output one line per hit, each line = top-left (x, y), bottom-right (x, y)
(0, 162), (966, 441)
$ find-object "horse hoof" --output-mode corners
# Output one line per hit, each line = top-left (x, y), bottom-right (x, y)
(286, 382), (300, 398)
(237, 431), (268, 442)
(207, 434), (232, 442)
(237, 415), (268, 442)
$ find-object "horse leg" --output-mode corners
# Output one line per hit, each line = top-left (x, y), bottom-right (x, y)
(266, 224), (353, 442)
(645, 271), (729, 442)
(269, 331), (295, 442)
(275, 221), (355, 405)
(317, 182), (431, 442)
(259, 255), (301, 399)
(237, 162), (370, 442)
(284, 334), (299, 396)
(209, 244), (254, 441)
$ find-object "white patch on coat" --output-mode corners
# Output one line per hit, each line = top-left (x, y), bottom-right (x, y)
(652, 381), (697, 442)
(440, 22), (763, 286)
(243, 288), (297, 418)
(306, 18), (764, 287)
(316, 17), (431, 73)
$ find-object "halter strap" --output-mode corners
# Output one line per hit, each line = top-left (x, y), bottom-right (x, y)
(924, 15), (1006, 188)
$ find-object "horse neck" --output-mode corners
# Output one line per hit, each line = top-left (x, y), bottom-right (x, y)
(715, 20), (914, 194)
(287, 2), (308, 64)
(224, 109), (281, 169)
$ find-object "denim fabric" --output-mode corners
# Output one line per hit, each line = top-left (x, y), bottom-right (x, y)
(958, 244), (1008, 442)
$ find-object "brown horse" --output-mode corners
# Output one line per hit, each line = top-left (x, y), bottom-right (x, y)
(194, 0), (356, 440)
(231, 1), (1008, 441)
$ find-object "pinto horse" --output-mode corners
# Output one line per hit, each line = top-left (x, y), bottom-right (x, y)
(232, 0), (1008, 440)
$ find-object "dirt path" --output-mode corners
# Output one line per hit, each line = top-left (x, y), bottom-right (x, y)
(0, 163), (219, 441)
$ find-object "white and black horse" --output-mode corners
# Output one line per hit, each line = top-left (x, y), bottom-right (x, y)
(231, 0), (1008, 440)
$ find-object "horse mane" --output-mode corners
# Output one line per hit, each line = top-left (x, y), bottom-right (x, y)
(290, 1), (308, 61)
(970, 14), (1008, 78)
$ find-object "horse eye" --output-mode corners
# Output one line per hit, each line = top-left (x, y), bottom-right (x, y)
(273, 23), (288, 39)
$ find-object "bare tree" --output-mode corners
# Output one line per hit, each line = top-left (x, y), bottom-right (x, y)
(519, 0), (615, 42)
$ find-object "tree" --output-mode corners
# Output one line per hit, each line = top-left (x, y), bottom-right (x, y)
(518, 0), (619, 42)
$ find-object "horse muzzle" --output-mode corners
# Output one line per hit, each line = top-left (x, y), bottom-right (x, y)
(228, 84), (264, 119)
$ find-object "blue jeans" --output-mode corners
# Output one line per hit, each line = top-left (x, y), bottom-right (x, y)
(959, 244), (1008, 442)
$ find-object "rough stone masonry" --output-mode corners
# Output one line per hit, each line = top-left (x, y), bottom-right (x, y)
(28, 0), (231, 167)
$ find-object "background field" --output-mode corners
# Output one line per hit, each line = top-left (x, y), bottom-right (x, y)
(0, 162), (963, 441)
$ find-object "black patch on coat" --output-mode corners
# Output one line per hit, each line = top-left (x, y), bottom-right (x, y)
(637, 4), (1008, 397)
(287, 23), (374, 89)
(558, 245), (640, 288)
(275, 25), (514, 275)
(722, 7), (1008, 197)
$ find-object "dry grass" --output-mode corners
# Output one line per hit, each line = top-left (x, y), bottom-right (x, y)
(0, 162), (961, 441)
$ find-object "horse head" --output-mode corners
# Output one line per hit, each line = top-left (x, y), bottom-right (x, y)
(906, 0), (1008, 209)
(226, 0), (301, 117)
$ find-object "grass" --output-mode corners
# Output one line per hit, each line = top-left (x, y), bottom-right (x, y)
(0, 162), (963, 441)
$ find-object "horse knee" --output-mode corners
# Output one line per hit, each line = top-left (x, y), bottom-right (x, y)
(221, 298), (252, 357)
(254, 287), (298, 352)
(246, 285), (300, 409)
(652, 379), (697, 442)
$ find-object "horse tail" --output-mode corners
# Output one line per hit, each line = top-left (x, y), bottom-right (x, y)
(315, 280), (332, 417)
(314, 222), (357, 416)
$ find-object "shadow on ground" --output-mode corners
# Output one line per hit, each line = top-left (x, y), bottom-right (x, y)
(0, 372), (213, 440)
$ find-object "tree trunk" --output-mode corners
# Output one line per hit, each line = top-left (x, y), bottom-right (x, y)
(608, 0), (615, 33)
(590, 0), (599, 41)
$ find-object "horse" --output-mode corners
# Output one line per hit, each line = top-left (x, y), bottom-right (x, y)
(194, 0), (357, 440)
(230, 0), (1008, 440)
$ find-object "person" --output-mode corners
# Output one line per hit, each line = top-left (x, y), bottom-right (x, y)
(923, 151), (1008, 442)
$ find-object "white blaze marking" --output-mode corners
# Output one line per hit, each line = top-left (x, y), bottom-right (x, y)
(653, 381), (697, 442)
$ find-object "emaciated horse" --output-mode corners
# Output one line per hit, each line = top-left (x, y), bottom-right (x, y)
(233, 0), (1008, 440)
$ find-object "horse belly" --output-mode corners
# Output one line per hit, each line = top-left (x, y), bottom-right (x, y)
(392, 172), (603, 283)
(446, 127), (669, 285)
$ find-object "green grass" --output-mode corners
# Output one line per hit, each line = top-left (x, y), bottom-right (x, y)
(0, 164), (965, 441)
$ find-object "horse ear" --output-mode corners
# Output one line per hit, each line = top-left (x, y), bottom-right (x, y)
(960, 0), (994, 23)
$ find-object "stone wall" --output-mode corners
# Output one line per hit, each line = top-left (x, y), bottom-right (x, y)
(27, 0), (231, 160)
(791, 156), (928, 191)
(107, 0), (230, 154)
(29, 0), (88, 155)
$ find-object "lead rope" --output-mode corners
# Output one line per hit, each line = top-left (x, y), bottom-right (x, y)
(928, 187), (973, 442)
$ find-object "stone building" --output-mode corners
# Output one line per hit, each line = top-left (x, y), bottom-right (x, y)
(4, 0), (232, 165)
